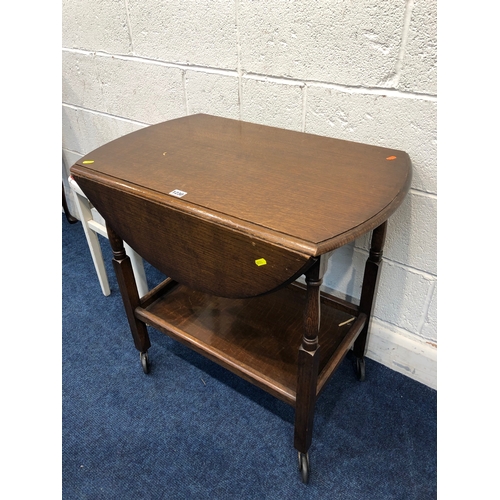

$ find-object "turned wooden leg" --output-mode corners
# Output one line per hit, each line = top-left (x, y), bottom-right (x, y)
(106, 222), (151, 359)
(353, 221), (387, 375)
(294, 256), (327, 482)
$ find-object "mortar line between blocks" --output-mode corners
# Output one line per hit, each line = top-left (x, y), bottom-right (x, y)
(62, 102), (149, 127)
(397, 0), (415, 83)
(301, 85), (308, 133)
(63, 146), (86, 158)
(409, 188), (437, 199)
(123, 0), (135, 55)
(62, 48), (436, 101)
(63, 48), (239, 77)
(319, 283), (437, 347)
(352, 246), (437, 280)
(242, 72), (436, 101)
(182, 71), (189, 116)
(417, 279), (436, 334)
(235, 0), (242, 119)
(380, 0), (414, 88)
(370, 316), (438, 348)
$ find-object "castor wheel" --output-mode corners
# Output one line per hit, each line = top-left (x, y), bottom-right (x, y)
(298, 452), (310, 484)
(140, 351), (150, 374)
(356, 357), (365, 381)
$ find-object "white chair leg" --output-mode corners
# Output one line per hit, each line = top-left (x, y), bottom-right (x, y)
(69, 176), (149, 298)
(125, 242), (148, 298)
(72, 190), (111, 296)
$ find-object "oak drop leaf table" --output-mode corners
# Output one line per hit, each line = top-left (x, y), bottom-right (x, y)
(71, 114), (412, 484)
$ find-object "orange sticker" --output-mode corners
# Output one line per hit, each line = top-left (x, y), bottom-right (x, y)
(386, 156), (397, 161)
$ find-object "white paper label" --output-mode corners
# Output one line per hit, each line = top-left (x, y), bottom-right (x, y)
(169, 189), (187, 198)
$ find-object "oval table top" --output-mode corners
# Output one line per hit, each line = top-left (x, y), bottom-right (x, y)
(71, 114), (411, 257)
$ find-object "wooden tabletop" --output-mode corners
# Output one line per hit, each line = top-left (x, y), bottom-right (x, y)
(74, 114), (411, 256)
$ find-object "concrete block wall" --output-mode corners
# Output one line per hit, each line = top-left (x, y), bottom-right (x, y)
(62, 0), (437, 388)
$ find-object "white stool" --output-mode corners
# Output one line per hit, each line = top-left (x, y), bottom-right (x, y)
(68, 175), (149, 297)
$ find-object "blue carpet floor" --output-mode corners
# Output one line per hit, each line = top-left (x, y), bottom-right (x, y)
(62, 215), (437, 499)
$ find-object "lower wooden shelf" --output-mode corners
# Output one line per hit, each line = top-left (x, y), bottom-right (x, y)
(135, 282), (366, 406)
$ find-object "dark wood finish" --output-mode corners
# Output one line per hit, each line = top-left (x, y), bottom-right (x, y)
(71, 114), (411, 257)
(294, 258), (324, 454)
(69, 114), (411, 479)
(316, 312), (367, 396)
(353, 222), (388, 360)
(139, 277), (179, 309)
(135, 281), (357, 406)
(292, 281), (360, 317)
(107, 223), (151, 354)
(74, 177), (314, 299)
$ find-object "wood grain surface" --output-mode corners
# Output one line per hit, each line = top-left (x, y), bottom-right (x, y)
(76, 176), (314, 298)
(135, 282), (357, 405)
(71, 114), (412, 256)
